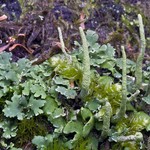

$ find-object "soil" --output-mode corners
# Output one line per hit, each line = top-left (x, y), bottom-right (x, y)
(0, 0), (150, 62)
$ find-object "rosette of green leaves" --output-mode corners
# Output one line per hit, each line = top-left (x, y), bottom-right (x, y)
(37, 99), (99, 150)
(0, 53), (48, 120)
(43, 95), (97, 149)
(0, 52), (51, 140)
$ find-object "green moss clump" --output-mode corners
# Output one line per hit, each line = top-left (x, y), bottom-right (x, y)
(14, 117), (47, 148)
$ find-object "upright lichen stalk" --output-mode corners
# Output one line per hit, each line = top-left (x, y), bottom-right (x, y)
(58, 27), (71, 61)
(79, 27), (91, 97)
(118, 46), (127, 118)
(101, 101), (112, 141)
(135, 14), (146, 89)
(113, 132), (143, 142)
(113, 46), (127, 122)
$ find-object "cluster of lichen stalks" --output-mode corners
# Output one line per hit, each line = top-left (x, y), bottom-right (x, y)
(102, 14), (147, 142)
(57, 13), (148, 145)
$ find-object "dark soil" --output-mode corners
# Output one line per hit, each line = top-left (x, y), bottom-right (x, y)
(0, 0), (150, 62)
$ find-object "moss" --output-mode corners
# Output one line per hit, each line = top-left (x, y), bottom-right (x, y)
(105, 29), (124, 44)
(14, 117), (47, 148)
(73, 138), (89, 150)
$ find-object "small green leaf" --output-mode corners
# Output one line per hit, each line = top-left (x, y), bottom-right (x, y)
(17, 58), (30, 73)
(142, 96), (150, 104)
(43, 97), (58, 115)
(101, 61), (115, 73)
(30, 84), (47, 99)
(28, 96), (46, 116)
(109, 132), (119, 142)
(53, 76), (70, 86)
(22, 82), (30, 95)
(90, 43), (100, 53)
(86, 30), (99, 45)
(0, 120), (18, 139)
(146, 123), (150, 131)
(0, 52), (12, 64)
(116, 58), (136, 73)
(81, 108), (94, 137)
(5, 70), (18, 82)
(52, 108), (66, 119)
(56, 86), (77, 99)
(0, 81), (10, 98)
(32, 136), (46, 148)
(90, 58), (106, 67)
(99, 45), (107, 51)
(105, 44), (115, 57)
(86, 99), (101, 111)
(63, 121), (83, 141)
(114, 72), (122, 78)
(48, 116), (66, 133)
(3, 94), (25, 120)
(64, 121), (83, 134)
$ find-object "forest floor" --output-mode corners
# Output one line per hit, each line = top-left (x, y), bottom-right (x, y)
(0, 0), (150, 62)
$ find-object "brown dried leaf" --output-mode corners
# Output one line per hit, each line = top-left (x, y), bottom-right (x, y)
(0, 43), (10, 53)
(0, 15), (7, 21)
(9, 44), (34, 54)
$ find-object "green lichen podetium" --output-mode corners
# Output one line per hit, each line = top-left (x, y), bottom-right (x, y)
(58, 27), (72, 61)
(113, 46), (127, 122)
(79, 27), (91, 98)
(114, 132), (143, 142)
(135, 14), (146, 89)
(100, 101), (112, 141)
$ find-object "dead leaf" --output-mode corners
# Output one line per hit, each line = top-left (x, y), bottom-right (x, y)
(0, 43), (10, 53)
(0, 15), (7, 21)
(9, 44), (34, 54)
